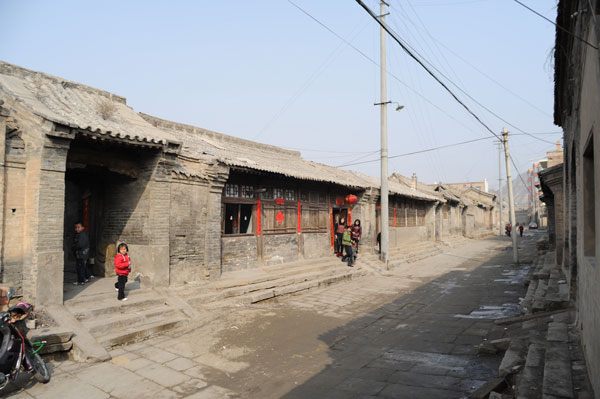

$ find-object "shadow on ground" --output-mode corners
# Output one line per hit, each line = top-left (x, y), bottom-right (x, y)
(276, 236), (538, 399)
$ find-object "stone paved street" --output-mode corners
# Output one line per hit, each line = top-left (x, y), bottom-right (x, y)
(5, 233), (539, 399)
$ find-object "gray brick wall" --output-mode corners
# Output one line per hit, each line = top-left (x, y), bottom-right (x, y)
(169, 179), (211, 283)
(263, 234), (298, 265)
(302, 232), (330, 259)
(221, 236), (258, 272)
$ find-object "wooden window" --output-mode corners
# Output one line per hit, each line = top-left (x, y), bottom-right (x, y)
(398, 202), (406, 227)
(309, 191), (319, 203)
(417, 207), (426, 226)
(261, 203), (297, 234)
(223, 203), (254, 235)
(262, 187), (274, 200)
(224, 184), (239, 198)
(274, 188), (285, 200)
(300, 191), (309, 202)
(241, 185), (255, 199)
(284, 189), (296, 201)
(302, 206), (328, 233)
(319, 192), (327, 204)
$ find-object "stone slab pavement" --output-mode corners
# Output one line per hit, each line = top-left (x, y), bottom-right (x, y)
(4, 233), (540, 399)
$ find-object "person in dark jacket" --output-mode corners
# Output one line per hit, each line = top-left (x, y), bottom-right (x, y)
(72, 222), (92, 285)
(334, 217), (346, 256)
(351, 219), (362, 259)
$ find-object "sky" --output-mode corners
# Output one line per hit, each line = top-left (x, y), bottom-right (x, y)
(0, 0), (561, 190)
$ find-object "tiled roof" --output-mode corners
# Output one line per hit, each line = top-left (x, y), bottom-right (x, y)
(0, 61), (180, 149)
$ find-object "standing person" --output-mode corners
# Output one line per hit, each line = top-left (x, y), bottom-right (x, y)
(334, 217), (346, 256)
(351, 219), (362, 259)
(341, 226), (354, 267)
(114, 243), (131, 301)
(72, 222), (92, 285)
(518, 224), (524, 237)
(505, 224), (512, 237)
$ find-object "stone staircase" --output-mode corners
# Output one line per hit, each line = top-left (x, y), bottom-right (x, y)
(64, 284), (191, 349)
(171, 255), (368, 307)
(358, 240), (445, 274)
(483, 247), (595, 398)
(521, 251), (570, 314)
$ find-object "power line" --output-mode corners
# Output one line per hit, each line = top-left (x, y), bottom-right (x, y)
(282, 146), (378, 154)
(512, 0), (599, 50)
(254, 17), (370, 140)
(337, 136), (494, 167)
(389, 3), (552, 118)
(355, 0), (503, 142)
(509, 153), (529, 190)
(373, 11), (557, 146)
(287, 0), (491, 141)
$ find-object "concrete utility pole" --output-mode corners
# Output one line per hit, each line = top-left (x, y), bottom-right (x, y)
(379, 0), (389, 266)
(502, 128), (519, 264)
(497, 141), (503, 236)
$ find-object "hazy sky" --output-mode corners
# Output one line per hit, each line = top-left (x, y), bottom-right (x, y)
(0, 0), (561, 189)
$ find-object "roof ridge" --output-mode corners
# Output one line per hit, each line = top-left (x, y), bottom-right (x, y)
(0, 60), (126, 104)
(138, 112), (301, 158)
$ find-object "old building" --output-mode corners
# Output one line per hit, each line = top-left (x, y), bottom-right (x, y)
(554, 0), (600, 392)
(0, 61), (488, 307)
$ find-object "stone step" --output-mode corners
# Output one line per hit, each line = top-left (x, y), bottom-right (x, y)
(99, 314), (189, 349)
(63, 286), (154, 307)
(499, 339), (527, 377)
(532, 280), (548, 312)
(516, 343), (545, 398)
(521, 279), (539, 314)
(84, 305), (186, 337)
(66, 295), (167, 320)
(240, 268), (368, 304)
(185, 265), (363, 307)
(542, 341), (573, 398)
(215, 259), (342, 290)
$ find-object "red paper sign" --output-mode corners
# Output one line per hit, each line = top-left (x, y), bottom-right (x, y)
(336, 199), (345, 206)
(275, 198), (285, 205)
(276, 210), (284, 225)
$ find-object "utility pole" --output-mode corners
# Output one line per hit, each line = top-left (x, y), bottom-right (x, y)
(502, 127), (519, 264)
(497, 141), (503, 236)
(379, 0), (389, 266)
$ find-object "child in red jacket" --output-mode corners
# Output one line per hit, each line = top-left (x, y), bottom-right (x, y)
(114, 243), (131, 301)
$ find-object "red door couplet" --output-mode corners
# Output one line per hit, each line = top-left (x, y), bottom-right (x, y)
(297, 202), (301, 233)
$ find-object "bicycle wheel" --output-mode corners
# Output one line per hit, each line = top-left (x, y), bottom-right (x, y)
(29, 351), (50, 383)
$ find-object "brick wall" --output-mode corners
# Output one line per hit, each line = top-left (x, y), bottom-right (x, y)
(1, 163), (25, 287)
(263, 234), (298, 265)
(302, 232), (330, 259)
(221, 235), (258, 272)
(169, 179), (211, 284)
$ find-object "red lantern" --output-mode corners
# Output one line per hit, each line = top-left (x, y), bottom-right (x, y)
(345, 194), (358, 205)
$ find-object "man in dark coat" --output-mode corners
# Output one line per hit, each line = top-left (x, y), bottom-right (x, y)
(72, 222), (92, 285)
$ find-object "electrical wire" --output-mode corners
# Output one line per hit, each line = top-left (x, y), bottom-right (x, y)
(512, 0), (599, 50)
(337, 136), (494, 167)
(287, 0), (491, 141)
(254, 16), (371, 140)
(355, 0), (503, 142)
(282, 146), (378, 153)
(375, 10), (557, 146)
(391, 1), (553, 118)
(509, 153), (530, 190)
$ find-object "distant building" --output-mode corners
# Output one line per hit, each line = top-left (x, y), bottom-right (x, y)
(527, 141), (564, 226)
(445, 179), (488, 193)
